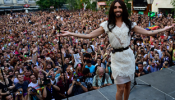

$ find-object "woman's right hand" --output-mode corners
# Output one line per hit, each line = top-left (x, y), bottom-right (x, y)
(57, 31), (71, 37)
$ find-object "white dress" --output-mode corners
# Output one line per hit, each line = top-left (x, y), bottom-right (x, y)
(100, 21), (137, 84)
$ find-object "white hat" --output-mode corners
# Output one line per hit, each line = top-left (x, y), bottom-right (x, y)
(56, 16), (60, 19)
(143, 61), (147, 65)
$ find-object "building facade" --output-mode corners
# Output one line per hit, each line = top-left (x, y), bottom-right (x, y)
(132, 0), (174, 16)
(0, 0), (38, 14)
(132, 0), (149, 15)
(152, 0), (174, 15)
(96, 0), (107, 10)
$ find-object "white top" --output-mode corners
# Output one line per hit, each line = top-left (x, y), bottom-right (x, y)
(100, 21), (136, 49)
(28, 80), (40, 90)
(50, 77), (59, 85)
(95, 63), (105, 69)
(100, 21), (137, 80)
(13, 78), (19, 85)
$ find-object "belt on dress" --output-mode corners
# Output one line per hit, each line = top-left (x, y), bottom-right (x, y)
(112, 46), (129, 53)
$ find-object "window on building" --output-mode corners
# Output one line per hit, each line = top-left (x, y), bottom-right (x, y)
(4, 0), (13, 4)
(133, 0), (147, 6)
(28, 0), (35, 3)
(17, 0), (25, 3)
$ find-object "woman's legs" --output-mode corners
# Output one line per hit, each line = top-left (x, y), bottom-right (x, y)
(124, 81), (131, 100)
(116, 84), (125, 100)
(116, 81), (131, 100)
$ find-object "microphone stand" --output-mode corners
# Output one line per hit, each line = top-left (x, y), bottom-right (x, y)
(58, 24), (69, 100)
(130, 17), (151, 92)
(130, 39), (151, 92)
(0, 67), (9, 92)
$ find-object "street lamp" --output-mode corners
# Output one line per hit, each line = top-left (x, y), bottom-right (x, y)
(147, 0), (154, 27)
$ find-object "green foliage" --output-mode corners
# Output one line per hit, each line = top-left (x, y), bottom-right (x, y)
(171, 0), (175, 16)
(91, 2), (97, 11)
(36, 0), (66, 9)
(171, 0), (175, 8)
(124, 0), (131, 15)
(105, 0), (113, 15)
(66, 0), (76, 10)
(66, 0), (96, 10)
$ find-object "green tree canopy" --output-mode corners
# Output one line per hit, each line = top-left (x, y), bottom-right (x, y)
(66, 0), (96, 10)
(171, 0), (175, 17)
(124, 0), (131, 15)
(36, 0), (67, 9)
(171, 0), (175, 8)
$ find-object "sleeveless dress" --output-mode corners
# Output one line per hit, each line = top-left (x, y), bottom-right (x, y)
(100, 21), (137, 84)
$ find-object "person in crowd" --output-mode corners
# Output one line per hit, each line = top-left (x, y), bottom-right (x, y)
(143, 61), (148, 71)
(46, 70), (58, 85)
(24, 87), (43, 100)
(66, 63), (74, 81)
(57, 72), (72, 99)
(92, 67), (112, 89)
(0, 72), (10, 100)
(5, 94), (13, 100)
(161, 49), (171, 64)
(147, 59), (159, 73)
(23, 69), (32, 83)
(67, 76), (88, 96)
(15, 88), (24, 100)
(93, 65), (101, 76)
(85, 60), (96, 74)
(42, 79), (60, 100)
(9, 74), (28, 96)
(28, 74), (40, 90)
(13, 71), (19, 85)
(81, 43), (92, 53)
(135, 62), (147, 77)
(170, 44), (175, 65)
(82, 68), (94, 91)
(105, 61), (114, 83)
(43, 59), (55, 73)
(37, 71), (45, 85)
(161, 61), (169, 70)
(75, 64), (84, 77)
(95, 58), (105, 69)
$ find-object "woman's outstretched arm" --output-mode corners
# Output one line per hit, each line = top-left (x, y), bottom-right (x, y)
(133, 24), (175, 36)
(58, 27), (105, 39)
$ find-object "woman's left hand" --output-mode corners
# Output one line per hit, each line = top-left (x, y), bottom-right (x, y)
(164, 24), (175, 30)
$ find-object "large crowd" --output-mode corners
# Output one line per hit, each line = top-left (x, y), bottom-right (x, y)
(0, 9), (174, 100)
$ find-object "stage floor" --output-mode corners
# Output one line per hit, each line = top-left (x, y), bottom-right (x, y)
(64, 66), (175, 100)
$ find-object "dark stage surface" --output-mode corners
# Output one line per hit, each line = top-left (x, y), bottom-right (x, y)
(64, 66), (175, 100)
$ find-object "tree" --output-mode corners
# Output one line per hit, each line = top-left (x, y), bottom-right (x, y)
(36, 0), (67, 9)
(66, 0), (78, 10)
(91, 2), (97, 11)
(66, 0), (95, 10)
(171, 0), (175, 17)
(124, 0), (132, 15)
(105, 0), (114, 15)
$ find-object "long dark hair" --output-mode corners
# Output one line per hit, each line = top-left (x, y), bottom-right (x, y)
(107, 0), (132, 35)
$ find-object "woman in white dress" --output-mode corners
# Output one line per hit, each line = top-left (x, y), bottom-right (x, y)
(58, 0), (174, 100)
